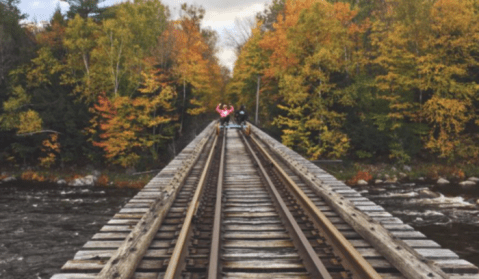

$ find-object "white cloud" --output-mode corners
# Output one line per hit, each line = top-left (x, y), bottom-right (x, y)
(52, 0), (70, 9)
(202, 3), (264, 30)
(216, 47), (237, 71)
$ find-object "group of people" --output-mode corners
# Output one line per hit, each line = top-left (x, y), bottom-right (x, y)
(216, 103), (248, 127)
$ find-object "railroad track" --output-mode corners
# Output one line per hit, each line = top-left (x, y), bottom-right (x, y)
(52, 122), (479, 279)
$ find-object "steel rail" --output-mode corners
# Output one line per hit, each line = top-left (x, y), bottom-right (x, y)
(249, 134), (382, 279)
(162, 133), (219, 279)
(241, 132), (333, 279)
(96, 129), (214, 279)
(207, 130), (226, 279)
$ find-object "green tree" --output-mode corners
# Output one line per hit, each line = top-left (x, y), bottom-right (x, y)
(61, 0), (104, 19)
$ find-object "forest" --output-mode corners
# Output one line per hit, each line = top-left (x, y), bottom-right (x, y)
(1, 0), (479, 173)
(0, 0), (227, 171)
(229, 0), (479, 166)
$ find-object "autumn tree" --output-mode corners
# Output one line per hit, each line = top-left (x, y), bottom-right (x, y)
(370, 0), (479, 162)
(91, 85), (176, 167)
(259, 0), (368, 159)
(420, 0), (479, 161)
(166, 4), (223, 135)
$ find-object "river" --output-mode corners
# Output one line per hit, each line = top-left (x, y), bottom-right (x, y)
(1, 180), (478, 278)
(0, 181), (139, 279)
(360, 182), (479, 267)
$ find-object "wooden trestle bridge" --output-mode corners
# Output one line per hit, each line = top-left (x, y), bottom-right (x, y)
(51, 122), (479, 279)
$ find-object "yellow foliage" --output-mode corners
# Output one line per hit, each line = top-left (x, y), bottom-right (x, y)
(17, 110), (42, 134)
(21, 171), (46, 182)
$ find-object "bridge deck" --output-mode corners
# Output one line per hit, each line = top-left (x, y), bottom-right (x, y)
(50, 121), (479, 279)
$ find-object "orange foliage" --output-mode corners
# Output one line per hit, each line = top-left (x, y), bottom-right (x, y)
(91, 90), (175, 167)
(97, 174), (109, 187)
(426, 165), (465, 181)
(21, 171), (46, 182)
(115, 180), (144, 189)
(347, 171), (373, 186)
(65, 174), (82, 183)
(39, 133), (60, 168)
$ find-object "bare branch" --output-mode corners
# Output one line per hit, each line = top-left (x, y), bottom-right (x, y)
(17, 130), (62, 136)
(223, 17), (255, 55)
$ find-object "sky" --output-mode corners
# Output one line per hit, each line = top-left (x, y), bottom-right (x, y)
(17, 0), (271, 71)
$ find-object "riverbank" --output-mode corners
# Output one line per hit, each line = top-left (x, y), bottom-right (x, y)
(319, 162), (479, 193)
(0, 168), (157, 189)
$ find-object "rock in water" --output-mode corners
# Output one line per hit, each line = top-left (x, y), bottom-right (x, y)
(68, 178), (84, 186)
(68, 176), (95, 187)
(468, 177), (479, 182)
(369, 188), (386, 195)
(418, 189), (440, 199)
(82, 175), (96, 186)
(357, 179), (368, 186)
(2, 176), (16, 182)
(375, 179), (383, 185)
(437, 178), (450, 185)
(385, 176), (398, 184)
(459, 180), (476, 190)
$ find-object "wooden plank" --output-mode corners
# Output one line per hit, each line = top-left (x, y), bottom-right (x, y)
(93, 122), (215, 279)
(51, 275), (97, 279)
(416, 249), (459, 259)
(224, 231), (289, 239)
(223, 240), (295, 248)
(250, 125), (451, 279)
(436, 259), (479, 273)
(222, 273), (309, 279)
(222, 260), (304, 269)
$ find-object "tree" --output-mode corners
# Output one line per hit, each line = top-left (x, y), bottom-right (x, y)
(61, 0), (104, 19)
(226, 21), (271, 124)
(258, 0), (366, 159)
(168, 4), (223, 135)
(0, 0), (32, 85)
(257, 0), (286, 31)
(370, 0), (479, 162)
(63, 14), (98, 98)
(91, 85), (176, 167)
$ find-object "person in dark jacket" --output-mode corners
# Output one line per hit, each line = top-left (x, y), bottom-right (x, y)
(235, 104), (248, 125)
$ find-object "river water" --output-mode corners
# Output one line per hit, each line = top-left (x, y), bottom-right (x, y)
(0, 181), (139, 279)
(1, 180), (479, 279)
(360, 182), (479, 267)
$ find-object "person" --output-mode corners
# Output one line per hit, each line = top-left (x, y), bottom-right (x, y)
(216, 103), (234, 127)
(235, 104), (248, 126)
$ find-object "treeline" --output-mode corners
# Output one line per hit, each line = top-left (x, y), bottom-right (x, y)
(228, 0), (479, 164)
(0, 0), (226, 169)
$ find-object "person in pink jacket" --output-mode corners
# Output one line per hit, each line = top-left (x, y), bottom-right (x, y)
(216, 103), (234, 127)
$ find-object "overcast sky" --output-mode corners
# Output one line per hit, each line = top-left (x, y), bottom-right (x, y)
(17, 0), (270, 71)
